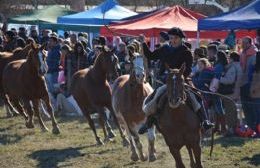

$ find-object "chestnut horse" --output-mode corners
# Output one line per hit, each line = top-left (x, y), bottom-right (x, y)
(2, 43), (60, 134)
(70, 46), (128, 145)
(112, 55), (157, 162)
(0, 44), (32, 117)
(155, 64), (202, 168)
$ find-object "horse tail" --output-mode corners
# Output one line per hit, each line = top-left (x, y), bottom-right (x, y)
(210, 129), (214, 157)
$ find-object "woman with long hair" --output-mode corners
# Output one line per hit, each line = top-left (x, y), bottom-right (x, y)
(213, 51), (228, 134)
(72, 42), (89, 74)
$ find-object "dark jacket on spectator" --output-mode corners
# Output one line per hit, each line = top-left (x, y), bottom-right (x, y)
(66, 52), (88, 76)
(3, 38), (17, 52)
(142, 43), (193, 78)
(47, 44), (61, 73)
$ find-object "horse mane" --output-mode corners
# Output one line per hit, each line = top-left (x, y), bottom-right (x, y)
(12, 47), (23, 54)
(169, 69), (180, 74)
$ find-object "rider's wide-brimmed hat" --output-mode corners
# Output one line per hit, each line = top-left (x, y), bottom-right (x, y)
(168, 27), (186, 38)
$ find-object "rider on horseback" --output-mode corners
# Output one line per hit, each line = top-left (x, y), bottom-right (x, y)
(138, 27), (214, 134)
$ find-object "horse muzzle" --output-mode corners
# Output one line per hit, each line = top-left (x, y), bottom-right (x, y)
(169, 97), (184, 109)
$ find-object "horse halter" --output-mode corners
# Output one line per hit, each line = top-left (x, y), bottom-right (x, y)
(168, 73), (186, 109)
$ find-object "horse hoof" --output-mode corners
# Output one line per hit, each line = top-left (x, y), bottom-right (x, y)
(149, 154), (157, 162)
(41, 127), (49, 133)
(131, 153), (139, 162)
(104, 137), (113, 143)
(6, 113), (13, 118)
(25, 122), (34, 129)
(52, 127), (60, 135)
(122, 138), (130, 147)
(12, 112), (19, 117)
(108, 131), (116, 139)
(140, 154), (148, 162)
(96, 139), (104, 146)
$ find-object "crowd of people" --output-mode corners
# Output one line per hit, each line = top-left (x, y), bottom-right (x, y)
(0, 25), (259, 137)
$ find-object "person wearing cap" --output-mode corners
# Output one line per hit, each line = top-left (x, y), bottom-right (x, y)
(139, 27), (213, 134)
(18, 27), (28, 41)
(40, 29), (50, 45)
(30, 29), (40, 44)
(45, 36), (61, 107)
(207, 44), (218, 65)
(3, 30), (17, 52)
(99, 36), (107, 46)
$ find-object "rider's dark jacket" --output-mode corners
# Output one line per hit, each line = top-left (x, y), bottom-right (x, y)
(142, 42), (193, 79)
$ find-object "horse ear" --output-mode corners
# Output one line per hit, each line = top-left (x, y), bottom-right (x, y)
(180, 63), (186, 74)
(165, 63), (171, 71)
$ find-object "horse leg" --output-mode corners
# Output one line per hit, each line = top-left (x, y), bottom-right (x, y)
(107, 106), (129, 145)
(186, 145), (196, 168)
(192, 143), (203, 168)
(42, 96), (60, 134)
(147, 126), (157, 162)
(169, 146), (185, 168)
(80, 105), (103, 145)
(130, 129), (147, 162)
(11, 98), (28, 120)
(97, 107), (109, 142)
(23, 100), (35, 129)
(103, 108), (116, 139)
(3, 95), (19, 117)
(32, 99), (49, 132)
(129, 135), (139, 162)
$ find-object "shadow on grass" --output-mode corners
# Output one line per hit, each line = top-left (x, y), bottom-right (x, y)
(203, 136), (254, 148)
(28, 146), (85, 168)
(0, 133), (22, 145)
(242, 154), (260, 166)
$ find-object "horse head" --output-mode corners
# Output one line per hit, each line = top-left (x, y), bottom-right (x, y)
(98, 46), (120, 80)
(129, 50), (145, 84)
(166, 63), (186, 109)
(28, 43), (48, 76)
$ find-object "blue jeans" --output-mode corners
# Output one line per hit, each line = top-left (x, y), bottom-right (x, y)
(252, 98), (260, 130)
(45, 72), (58, 96)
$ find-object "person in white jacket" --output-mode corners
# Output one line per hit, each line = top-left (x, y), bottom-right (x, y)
(219, 52), (243, 135)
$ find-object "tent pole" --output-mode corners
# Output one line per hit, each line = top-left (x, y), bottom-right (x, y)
(196, 31), (200, 48)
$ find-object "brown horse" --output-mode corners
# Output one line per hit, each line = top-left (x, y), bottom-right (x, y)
(0, 44), (32, 117)
(112, 55), (157, 162)
(70, 46), (128, 145)
(2, 43), (60, 134)
(155, 64), (203, 168)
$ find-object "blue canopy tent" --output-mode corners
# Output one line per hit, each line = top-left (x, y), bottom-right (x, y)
(198, 0), (260, 30)
(57, 0), (137, 25)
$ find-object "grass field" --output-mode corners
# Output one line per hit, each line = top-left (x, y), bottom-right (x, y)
(0, 108), (259, 168)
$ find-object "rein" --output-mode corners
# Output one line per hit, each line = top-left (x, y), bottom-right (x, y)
(184, 83), (236, 104)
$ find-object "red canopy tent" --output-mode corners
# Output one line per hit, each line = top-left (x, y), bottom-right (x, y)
(100, 5), (256, 39)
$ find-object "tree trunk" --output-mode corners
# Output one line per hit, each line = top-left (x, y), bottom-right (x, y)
(70, 0), (85, 12)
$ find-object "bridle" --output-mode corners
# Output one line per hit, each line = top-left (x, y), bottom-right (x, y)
(168, 73), (186, 109)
